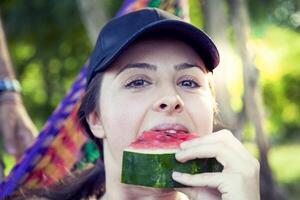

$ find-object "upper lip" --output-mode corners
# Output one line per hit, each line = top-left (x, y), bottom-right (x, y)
(150, 123), (189, 133)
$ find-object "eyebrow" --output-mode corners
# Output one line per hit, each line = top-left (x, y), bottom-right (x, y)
(115, 63), (156, 77)
(115, 62), (205, 78)
(174, 63), (205, 72)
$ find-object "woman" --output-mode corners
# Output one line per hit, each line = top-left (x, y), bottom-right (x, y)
(14, 7), (260, 200)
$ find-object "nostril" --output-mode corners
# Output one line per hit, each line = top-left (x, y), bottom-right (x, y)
(175, 104), (181, 110)
(160, 103), (167, 109)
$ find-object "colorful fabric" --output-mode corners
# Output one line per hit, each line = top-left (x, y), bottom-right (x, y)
(0, 0), (188, 199)
(0, 67), (87, 198)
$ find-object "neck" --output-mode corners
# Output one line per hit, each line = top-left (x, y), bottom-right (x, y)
(101, 141), (189, 200)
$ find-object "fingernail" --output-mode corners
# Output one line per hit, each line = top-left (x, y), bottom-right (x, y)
(175, 152), (182, 160)
(172, 171), (181, 178)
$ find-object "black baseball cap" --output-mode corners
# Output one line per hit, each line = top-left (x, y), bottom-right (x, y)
(87, 7), (220, 85)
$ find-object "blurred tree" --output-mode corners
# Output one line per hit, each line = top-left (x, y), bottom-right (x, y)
(245, 0), (300, 145)
(257, 25), (300, 143)
(202, 0), (246, 138)
(226, 0), (285, 199)
(77, 0), (110, 45)
(201, 0), (291, 199)
(0, 0), (91, 128)
(247, 0), (300, 31)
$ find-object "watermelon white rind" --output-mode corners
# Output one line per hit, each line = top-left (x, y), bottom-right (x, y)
(121, 131), (223, 188)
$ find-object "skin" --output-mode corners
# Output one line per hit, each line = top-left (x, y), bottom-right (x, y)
(88, 37), (260, 200)
(0, 92), (37, 159)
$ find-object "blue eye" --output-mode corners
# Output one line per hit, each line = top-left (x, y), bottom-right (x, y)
(125, 79), (151, 88)
(178, 80), (200, 88)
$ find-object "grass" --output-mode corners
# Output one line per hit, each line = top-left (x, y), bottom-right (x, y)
(269, 144), (300, 183)
(245, 142), (300, 200)
(2, 153), (16, 176)
(269, 144), (300, 200)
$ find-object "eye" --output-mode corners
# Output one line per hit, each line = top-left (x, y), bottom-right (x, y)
(178, 79), (200, 88)
(125, 78), (152, 88)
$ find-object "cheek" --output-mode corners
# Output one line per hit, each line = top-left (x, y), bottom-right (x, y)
(184, 93), (214, 135)
(100, 91), (150, 158)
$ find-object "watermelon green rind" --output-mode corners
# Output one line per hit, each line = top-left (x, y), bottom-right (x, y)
(121, 151), (223, 188)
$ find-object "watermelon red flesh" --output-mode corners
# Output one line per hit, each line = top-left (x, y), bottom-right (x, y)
(129, 131), (198, 149)
(121, 131), (223, 188)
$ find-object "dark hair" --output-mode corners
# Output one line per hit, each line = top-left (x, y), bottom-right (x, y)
(77, 73), (104, 149)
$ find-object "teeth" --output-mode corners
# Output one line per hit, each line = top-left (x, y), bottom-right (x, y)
(165, 130), (177, 134)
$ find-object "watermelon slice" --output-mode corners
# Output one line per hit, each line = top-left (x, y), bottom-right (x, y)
(121, 130), (223, 188)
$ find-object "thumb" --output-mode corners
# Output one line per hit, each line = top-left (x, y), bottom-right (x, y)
(172, 172), (221, 200)
(174, 187), (197, 200)
(175, 187), (220, 200)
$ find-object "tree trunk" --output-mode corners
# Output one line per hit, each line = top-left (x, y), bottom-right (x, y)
(202, 0), (246, 139)
(76, 0), (109, 45)
(0, 15), (13, 181)
(227, 0), (286, 199)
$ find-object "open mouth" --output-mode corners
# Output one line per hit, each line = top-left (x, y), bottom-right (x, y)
(149, 123), (190, 134)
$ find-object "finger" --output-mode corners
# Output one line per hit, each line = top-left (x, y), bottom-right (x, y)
(172, 171), (225, 188)
(180, 130), (230, 149)
(172, 172), (253, 200)
(176, 142), (246, 169)
(175, 186), (221, 200)
(180, 129), (253, 161)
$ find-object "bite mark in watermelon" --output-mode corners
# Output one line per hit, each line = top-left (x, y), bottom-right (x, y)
(121, 130), (223, 188)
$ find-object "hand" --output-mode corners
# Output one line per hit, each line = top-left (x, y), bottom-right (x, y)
(0, 92), (37, 159)
(172, 129), (260, 200)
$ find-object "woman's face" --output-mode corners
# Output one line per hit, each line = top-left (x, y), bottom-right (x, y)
(90, 37), (214, 166)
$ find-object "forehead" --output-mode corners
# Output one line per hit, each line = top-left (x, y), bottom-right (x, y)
(106, 37), (206, 73)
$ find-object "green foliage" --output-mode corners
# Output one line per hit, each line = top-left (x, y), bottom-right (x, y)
(269, 144), (300, 200)
(269, 144), (300, 184)
(189, 0), (203, 28)
(248, 0), (300, 31)
(0, 0), (91, 128)
(245, 143), (300, 200)
(1, 153), (15, 176)
(103, 0), (123, 18)
(254, 26), (300, 143)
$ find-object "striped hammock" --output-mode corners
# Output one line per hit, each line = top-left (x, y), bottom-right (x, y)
(0, 0), (189, 198)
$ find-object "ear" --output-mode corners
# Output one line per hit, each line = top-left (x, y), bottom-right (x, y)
(86, 111), (106, 139)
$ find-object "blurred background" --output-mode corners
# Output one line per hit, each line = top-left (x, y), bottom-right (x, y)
(0, 0), (299, 199)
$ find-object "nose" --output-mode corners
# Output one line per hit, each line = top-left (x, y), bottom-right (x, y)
(152, 95), (184, 114)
